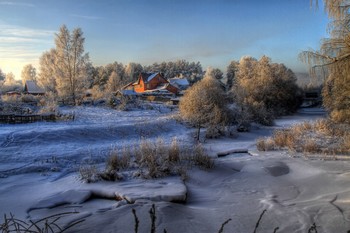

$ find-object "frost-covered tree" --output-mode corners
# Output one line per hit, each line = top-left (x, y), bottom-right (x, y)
(211, 68), (224, 80)
(179, 68), (230, 141)
(226, 60), (239, 90)
(0, 68), (5, 82)
(38, 49), (57, 94)
(125, 62), (143, 83)
(144, 60), (203, 82)
(232, 55), (301, 125)
(54, 25), (89, 102)
(21, 64), (37, 85)
(106, 71), (121, 92)
(4, 72), (16, 86)
(38, 25), (90, 104)
(300, 0), (350, 123)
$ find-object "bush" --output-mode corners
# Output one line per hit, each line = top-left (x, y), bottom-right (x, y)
(192, 144), (214, 169)
(257, 120), (350, 156)
(79, 164), (100, 183)
(179, 71), (231, 141)
(256, 137), (275, 151)
(106, 147), (131, 171)
(83, 138), (214, 182)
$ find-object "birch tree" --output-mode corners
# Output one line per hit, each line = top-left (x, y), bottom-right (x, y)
(300, 0), (350, 123)
(4, 72), (16, 86)
(38, 25), (90, 104)
(55, 25), (89, 103)
(38, 49), (57, 94)
(21, 64), (37, 85)
(106, 71), (121, 92)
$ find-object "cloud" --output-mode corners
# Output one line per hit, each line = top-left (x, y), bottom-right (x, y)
(0, 1), (35, 7)
(0, 23), (54, 78)
(71, 14), (103, 20)
(0, 24), (54, 38)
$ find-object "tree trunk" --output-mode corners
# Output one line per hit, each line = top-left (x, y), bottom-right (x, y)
(196, 125), (201, 142)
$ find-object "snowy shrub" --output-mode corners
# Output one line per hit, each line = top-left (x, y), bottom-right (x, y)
(258, 120), (350, 156)
(139, 139), (213, 177)
(272, 129), (296, 150)
(90, 85), (106, 101)
(191, 144), (214, 169)
(21, 94), (38, 103)
(106, 147), (131, 171)
(79, 164), (100, 183)
(0, 95), (33, 115)
(256, 137), (275, 151)
(302, 139), (320, 154)
(38, 100), (59, 115)
(205, 126), (223, 139)
(168, 137), (180, 162)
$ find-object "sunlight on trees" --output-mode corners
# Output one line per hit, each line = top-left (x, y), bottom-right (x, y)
(4, 72), (16, 86)
(301, 0), (350, 123)
(179, 67), (230, 141)
(231, 55), (302, 125)
(38, 25), (91, 104)
(21, 64), (37, 85)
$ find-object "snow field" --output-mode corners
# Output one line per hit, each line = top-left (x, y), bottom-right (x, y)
(2, 107), (350, 232)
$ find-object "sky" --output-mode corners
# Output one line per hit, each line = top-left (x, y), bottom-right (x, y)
(0, 0), (329, 79)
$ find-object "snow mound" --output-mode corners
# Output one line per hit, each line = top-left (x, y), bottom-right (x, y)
(28, 190), (92, 212)
(114, 177), (187, 203)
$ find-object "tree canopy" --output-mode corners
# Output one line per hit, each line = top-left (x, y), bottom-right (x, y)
(38, 25), (91, 103)
(179, 68), (230, 140)
(301, 0), (350, 123)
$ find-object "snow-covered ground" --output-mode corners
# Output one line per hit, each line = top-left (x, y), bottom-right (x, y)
(1, 106), (349, 232)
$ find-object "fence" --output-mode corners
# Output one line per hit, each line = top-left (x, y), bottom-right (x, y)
(0, 114), (56, 124)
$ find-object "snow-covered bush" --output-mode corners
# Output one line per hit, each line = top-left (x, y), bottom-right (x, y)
(79, 164), (100, 183)
(257, 119), (350, 155)
(88, 138), (214, 182)
(256, 137), (276, 151)
(191, 144), (214, 169)
(179, 70), (231, 141)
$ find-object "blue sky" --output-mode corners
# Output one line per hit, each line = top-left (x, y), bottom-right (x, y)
(0, 0), (329, 79)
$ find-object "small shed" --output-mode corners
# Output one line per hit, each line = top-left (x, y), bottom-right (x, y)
(24, 80), (45, 95)
(169, 77), (190, 90)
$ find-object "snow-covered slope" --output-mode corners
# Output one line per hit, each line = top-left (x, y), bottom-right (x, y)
(2, 107), (350, 233)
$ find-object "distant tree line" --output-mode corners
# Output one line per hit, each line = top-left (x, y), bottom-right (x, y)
(1, 25), (302, 122)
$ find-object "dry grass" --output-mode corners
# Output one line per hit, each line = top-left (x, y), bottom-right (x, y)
(106, 147), (131, 171)
(256, 137), (275, 151)
(79, 164), (100, 183)
(257, 119), (350, 156)
(0, 212), (84, 233)
(191, 144), (214, 169)
(302, 138), (320, 154)
(80, 138), (214, 182)
(272, 129), (296, 150)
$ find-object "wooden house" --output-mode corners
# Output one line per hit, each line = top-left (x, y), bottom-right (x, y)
(124, 72), (179, 95)
(24, 80), (45, 95)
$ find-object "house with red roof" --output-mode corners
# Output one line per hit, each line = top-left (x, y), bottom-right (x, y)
(123, 72), (179, 95)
